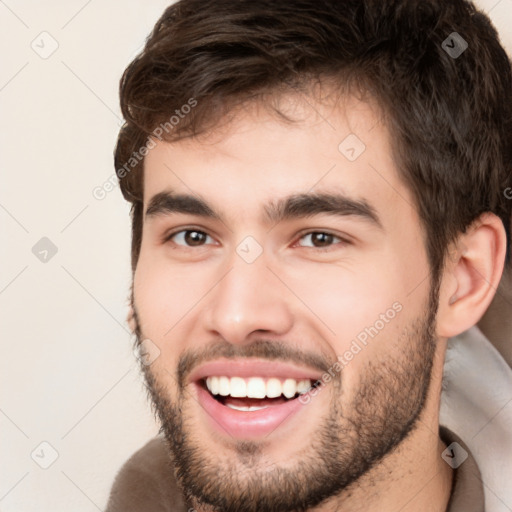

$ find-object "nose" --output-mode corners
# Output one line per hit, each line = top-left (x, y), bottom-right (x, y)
(202, 252), (294, 345)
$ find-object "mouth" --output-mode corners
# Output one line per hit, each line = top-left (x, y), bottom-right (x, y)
(201, 376), (313, 411)
(190, 360), (323, 439)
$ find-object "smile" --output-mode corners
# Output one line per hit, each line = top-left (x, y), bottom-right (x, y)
(206, 375), (313, 399)
(190, 360), (323, 439)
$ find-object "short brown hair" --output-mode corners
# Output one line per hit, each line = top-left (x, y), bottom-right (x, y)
(115, 0), (512, 276)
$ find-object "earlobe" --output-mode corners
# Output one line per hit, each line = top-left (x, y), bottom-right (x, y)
(437, 213), (507, 339)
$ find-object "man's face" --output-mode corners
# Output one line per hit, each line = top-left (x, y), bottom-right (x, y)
(132, 94), (439, 511)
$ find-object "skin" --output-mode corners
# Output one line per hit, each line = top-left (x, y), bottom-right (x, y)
(130, 91), (506, 511)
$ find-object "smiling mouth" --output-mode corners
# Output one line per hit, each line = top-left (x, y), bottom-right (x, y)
(200, 376), (315, 411)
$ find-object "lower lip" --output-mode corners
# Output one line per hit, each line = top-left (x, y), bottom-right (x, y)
(194, 383), (308, 440)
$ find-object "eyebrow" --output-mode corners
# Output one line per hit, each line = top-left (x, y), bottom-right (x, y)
(265, 192), (382, 228)
(146, 191), (221, 220)
(145, 190), (382, 229)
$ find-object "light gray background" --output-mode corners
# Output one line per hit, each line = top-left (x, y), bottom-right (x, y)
(1, 1), (511, 510)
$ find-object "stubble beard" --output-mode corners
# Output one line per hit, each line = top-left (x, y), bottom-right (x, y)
(133, 285), (439, 512)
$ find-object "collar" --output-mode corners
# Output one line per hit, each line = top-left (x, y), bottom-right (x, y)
(440, 327), (512, 511)
(440, 425), (484, 511)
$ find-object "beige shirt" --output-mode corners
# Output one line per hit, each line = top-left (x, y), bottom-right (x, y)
(440, 426), (484, 512)
(105, 426), (484, 512)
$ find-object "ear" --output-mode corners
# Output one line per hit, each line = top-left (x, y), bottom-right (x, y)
(437, 213), (507, 339)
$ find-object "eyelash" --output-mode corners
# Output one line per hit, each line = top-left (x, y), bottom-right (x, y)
(163, 228), (349, 251)
(295, 230), (349, 250)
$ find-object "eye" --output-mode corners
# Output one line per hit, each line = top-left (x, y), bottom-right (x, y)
(166, 229), (215, 247)
(296, 231), (346, 249)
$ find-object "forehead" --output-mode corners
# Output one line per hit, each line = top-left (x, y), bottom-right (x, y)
(142, 93), (417, 227)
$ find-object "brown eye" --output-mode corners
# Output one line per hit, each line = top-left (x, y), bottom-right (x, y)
(169, 230), (213, 246)
(297, 232), (342, 248)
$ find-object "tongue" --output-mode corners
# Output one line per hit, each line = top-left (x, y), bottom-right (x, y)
(223, 396), (289, 407)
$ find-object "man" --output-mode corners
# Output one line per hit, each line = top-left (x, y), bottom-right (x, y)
(106, 0), (512, 510)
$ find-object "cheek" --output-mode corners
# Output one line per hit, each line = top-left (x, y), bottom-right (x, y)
(281, 254), (428, 384)
(281, 258), (409, 341)
(133, 259), (206, 384)
(133, 249), (214, 340)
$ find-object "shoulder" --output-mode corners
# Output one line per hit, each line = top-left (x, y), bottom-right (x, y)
(441, 327), (512, 510)
(105, 436), (187, 512)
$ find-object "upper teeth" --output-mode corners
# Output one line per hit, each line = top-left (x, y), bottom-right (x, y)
(205, 376), (312, 399)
